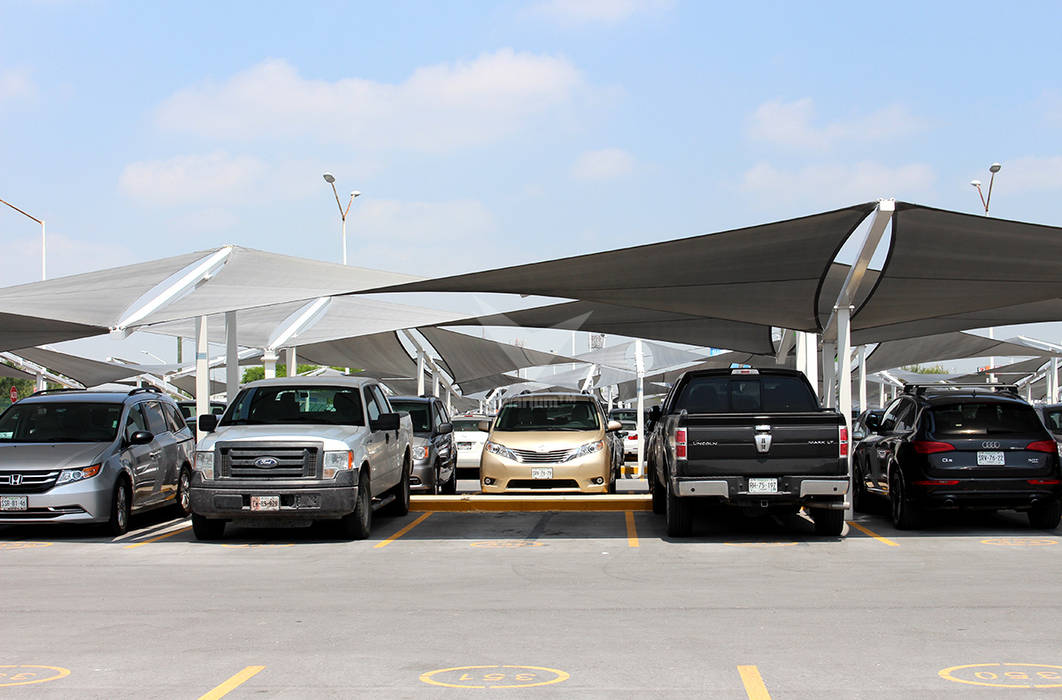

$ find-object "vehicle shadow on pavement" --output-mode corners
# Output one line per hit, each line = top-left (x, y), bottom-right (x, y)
(0, 505), (188, 544)
(850, 500), (1060, 539)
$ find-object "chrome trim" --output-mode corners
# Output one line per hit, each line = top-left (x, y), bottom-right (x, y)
(677, 479), (729, 497)
(799, 479), (849, 496)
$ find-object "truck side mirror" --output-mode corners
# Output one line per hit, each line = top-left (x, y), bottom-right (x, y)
(438, 421), (453, 435)
(372, 412), (400, 432)
(198, 414), (218, 433)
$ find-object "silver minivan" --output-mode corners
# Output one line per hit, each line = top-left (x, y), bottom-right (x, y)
(0, 388), (195, 534)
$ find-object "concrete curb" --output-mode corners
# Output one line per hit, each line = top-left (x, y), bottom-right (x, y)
(411, 494), (652, 512)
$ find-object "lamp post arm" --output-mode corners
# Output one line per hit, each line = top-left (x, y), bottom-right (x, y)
(0, 198), (43, 224)
(329, 182), (346, 220)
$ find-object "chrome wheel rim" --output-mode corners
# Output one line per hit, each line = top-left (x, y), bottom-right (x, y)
(116, 487), (128, 529)
(179, 473), (190, 512)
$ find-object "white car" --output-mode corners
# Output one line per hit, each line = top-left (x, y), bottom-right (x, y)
(452, 415), (489, 478)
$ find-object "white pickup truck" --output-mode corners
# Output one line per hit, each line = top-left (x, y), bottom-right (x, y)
(189, 377), (413, 540)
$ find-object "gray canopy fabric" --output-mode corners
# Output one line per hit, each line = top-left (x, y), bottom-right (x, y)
(573, 340), (704, 373)
(0, 312), (111, 352)
(10, 347), (142, 387)
(371, 204), (877, 331)
(297, 332), (418, 381)
(951, 357), (1048, 384)
(441, 300), (776, 355)
(851, 298), (1062, 346)
(417, 327), (577, 385)
(852, 203), (1062, 340)
(864, 331), (1059, 374)
(170, 375), (226, 398)
(0, 362), (35, 381)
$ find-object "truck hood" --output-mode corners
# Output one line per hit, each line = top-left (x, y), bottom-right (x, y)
(0, 442), (112, 471)
(198, 424), (365, 452)
(489, 430), (602, 451)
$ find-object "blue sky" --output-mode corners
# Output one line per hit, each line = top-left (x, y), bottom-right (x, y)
(2, 0), (1062, 363)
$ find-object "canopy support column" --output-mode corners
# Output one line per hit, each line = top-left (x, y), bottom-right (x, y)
(432, 371), (440, 397)
(195, 315), (209, 424)
(804, 333), (818, 399)
(1051, 358), (1059, 402)
(795, 330), (807, 379)
(263, 350), (277, 379)
(225, 311), (239, 401)
(286, 347), (297, 378)
(858, 346), (867, 415)
(822, 342), (836, 408)
(836, 305), (853, 519)
(635, 339), (645, 480)
(417, 350), (426, 396)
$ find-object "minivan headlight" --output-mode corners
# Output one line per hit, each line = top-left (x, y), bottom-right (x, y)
(195, 451), (215, 480)
(485, 441), (518, 461)
(565, 440), (605, 461)
(56, 464), (102, 486)
(324, 451), (354, 479)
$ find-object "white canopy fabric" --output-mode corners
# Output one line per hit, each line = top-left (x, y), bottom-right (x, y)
(0, 312), (110, 352)
(372, 204), (877, 332)
(417, 327), (577, 385)
(11, 347), (143, 387)
(864, 331), (1060, 374)
(574, 340), (705, 373)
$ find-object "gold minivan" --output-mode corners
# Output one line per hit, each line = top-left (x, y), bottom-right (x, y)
(479, 393), (622, 493)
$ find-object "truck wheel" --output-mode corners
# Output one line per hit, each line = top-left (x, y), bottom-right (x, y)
(191, 514), (225, 540)
(1028, 499), (1062, 529)
(385, 458), (411, 516)
(665, 477), (693, 537)
(648, 467), (665, 514)
(337, 473), (372, 540)
(107, 480), (131, 536)
(812, 508), (845, 536)
(440, 462), (458, 495)
(890, 472), (921, 530)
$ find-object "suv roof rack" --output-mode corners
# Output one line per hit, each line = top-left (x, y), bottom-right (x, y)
(127, 387), (161, 396)
(28, 388), (86, 397)
(903, 383), (1019, 396)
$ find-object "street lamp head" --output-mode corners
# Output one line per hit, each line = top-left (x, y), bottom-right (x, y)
(970, 180), (982, 187)
(989, 163), (1002, 173)
(351, 190), (361, 198)
(322, 172), (336, 183)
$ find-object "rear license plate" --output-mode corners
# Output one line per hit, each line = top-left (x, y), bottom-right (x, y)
(250, 495), (280, 511)
(0, 496), (27, 511)
(977, 451), (1005, 466)
(531, 468), (553, 480)
(457, 442), (473, 450)
(748, 478), (778, 494)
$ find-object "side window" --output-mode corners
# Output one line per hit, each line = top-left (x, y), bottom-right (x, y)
(124, 405), (149, 441)
(370, 386), (391, 414)
(364, 388), (381, 422)
(141, 401), (169, 434)
(162, 403), (186, 433)
(432, 402), (445, 430)
(893, 401), (916, 432)
(880, 399), (903, 432)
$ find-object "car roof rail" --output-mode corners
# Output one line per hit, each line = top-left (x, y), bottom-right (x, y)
(28, 387), (86, 397)
(903, 383), (1019, 396)
(127, 386), (161, 397)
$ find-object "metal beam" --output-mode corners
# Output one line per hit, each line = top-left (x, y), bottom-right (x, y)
(116, 247), (232, 331)
(775, 328), (795, 365)
(225, 311), (239, 401)
(266, 296), (332, 351)
(195, 315), (209, 424)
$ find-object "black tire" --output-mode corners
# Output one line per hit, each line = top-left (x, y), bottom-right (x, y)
(664, 475), (693, 537)
(191, 513), (225, 540)
(107, 479), (131, 536)
(649, 466), (665, 515)
(176, 468), (192, 517)
(890, 471), (921, 530)
(337, 473), (372, 540)
(1028, 499), (1062, 529)
(812, 507), (845, 536)
(852, 461), (869, 514)
(440, 461), (458, 495)
(384, 459), (411, 517)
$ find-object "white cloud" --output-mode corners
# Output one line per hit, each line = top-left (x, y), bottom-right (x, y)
(993, 156), (1062, 193)
(748, 98), (926, 151)
(0, 68), (37, 109)
(570, 147), (635, 180)
(740, 161), (936, 204)
(154, 51), (582, 152)
(0, 232), (136, 287)
(119, 152), (265, 206)
(529, 0), (674, 25)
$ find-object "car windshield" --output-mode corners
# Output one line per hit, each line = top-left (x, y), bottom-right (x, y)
(494, 399), (600, 431)
(610, 410), (636, 422)
(928, 401), (1046, 437)
(221, 386), (364, 426)
(452, 419), (485, 432)
(1042, 408), (1062, 433)
(0, 402), (123, 443)
(389, 401), (431, 433)
(675, 375), (819, 413)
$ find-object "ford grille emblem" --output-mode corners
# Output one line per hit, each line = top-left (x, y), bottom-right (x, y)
(253, 457), (279, 468)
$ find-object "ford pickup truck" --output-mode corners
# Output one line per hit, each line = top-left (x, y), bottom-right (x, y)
(189, 377), (413, 540)
(645, 368), (848, 537)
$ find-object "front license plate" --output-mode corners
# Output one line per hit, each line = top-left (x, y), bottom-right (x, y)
(457, 442), (473, 451)
(977, 451), (1005, 466)
(748, 478), (778, 494)
(0, 495), (27, 511)
(531, 468), (553, 480)
(250, 495), (280, 511)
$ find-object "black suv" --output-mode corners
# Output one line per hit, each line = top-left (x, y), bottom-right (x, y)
(852, 385), (1062, 529)
(387, 395), (457, 494)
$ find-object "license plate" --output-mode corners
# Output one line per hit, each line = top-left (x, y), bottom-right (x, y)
(531, 468), (553, 480)
(977, 451), (1005, 466)
(457, 442), (473, 450)
(0, 496), (27, 511)
(251, 496), (280, 511)
(748, 478), (778, 494)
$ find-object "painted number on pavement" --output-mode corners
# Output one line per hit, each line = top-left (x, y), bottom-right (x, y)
(0, 665), (70, 687)
(420, 665), (569, 689)
(939, 663), (1062, 688)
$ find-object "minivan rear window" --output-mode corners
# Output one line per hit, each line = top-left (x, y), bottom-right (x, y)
(675, 375), (819, 413)
(928, 401), (1046, 437)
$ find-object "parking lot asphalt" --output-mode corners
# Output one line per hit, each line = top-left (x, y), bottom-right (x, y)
(2, 480), (1061, 699)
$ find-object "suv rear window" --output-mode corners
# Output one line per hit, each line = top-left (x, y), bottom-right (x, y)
(928, 401), (1046, 437)
(675, 375), (819, 413)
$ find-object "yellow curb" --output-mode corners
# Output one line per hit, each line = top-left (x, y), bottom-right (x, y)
(411, 494), (652, 512)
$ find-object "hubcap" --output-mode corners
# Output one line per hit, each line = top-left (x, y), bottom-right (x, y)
(117, 488), (127, 528)
(180, 474), (190, 510)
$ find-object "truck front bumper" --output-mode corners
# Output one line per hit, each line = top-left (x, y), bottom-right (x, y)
(190, 478), (358, 521)
(673, 476), (849, 509)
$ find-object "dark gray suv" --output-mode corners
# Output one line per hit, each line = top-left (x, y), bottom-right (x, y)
(388, 396), (457, 494)
(0, 388), (195, 535)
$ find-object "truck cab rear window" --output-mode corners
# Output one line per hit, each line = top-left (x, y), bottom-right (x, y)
(928, 401), (1045, 437)
(675, 376), (818, 413)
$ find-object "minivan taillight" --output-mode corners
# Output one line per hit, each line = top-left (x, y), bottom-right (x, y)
(912, 441), (956, 454)
(1025, 440), (1057, 453)
(675, 427), (687, 461)
(839, 426), (848, 458)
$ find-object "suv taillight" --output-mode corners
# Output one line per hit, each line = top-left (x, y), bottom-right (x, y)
(675, 427), (687, 461)
(1025, 440), (1057, 454)
(839, 425), (848, 459)
(912, 440), (956, 454)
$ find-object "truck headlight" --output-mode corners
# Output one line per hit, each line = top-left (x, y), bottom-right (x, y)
(195, 451), (215, 480)
(412, 445), (429, 461)
(324, 451), (354, 479)
(564, 440), (605, 461)
(56, 464), (102, 486)
(485, 441), (518, 461)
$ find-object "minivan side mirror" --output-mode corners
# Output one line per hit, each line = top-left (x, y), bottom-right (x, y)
(477, 420), (491, 433)
(198, 414), (219, 433)
(437, 421), (453, 435)
(372, 412), (400, 432)
(128, 430), (154, 445)
(606, 420), (623, 432)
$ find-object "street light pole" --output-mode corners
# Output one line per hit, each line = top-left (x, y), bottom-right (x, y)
(971, 163), (1003, 382)
(0, 197), (46, 280)
(322, 173), (360, 265)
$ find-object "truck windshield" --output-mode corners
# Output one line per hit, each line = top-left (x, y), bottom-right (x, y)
(0, 402), (123, 443)
(675, 375), (819, 413)
(494, 400), (600, 431)
(389, 401), (431, 433)
(221, 386), (365, 426)
(928, 401), (1046, 437)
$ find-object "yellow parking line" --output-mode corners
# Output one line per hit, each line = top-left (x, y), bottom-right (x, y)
(625, 511), (639, 548)
(374, 512), (432, 549)
(123, 524), (192, 549)
(198, 665), (265, 700)
(737, 665), (771, 700)
(847, 520), (900, 547)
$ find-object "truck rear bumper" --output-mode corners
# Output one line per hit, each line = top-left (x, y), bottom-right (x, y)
(189, 484), (357, 521)
(672, 476), (848, 507)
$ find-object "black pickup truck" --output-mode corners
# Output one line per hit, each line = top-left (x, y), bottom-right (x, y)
(645, 368), (849, 537)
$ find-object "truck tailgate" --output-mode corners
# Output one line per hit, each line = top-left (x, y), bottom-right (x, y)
(681, 412), (844, 477)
